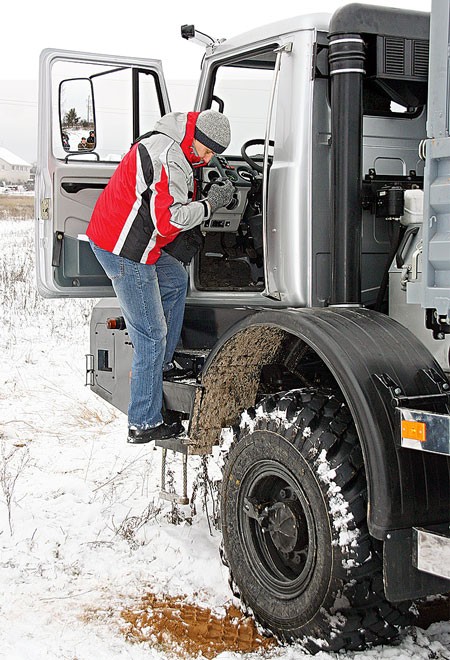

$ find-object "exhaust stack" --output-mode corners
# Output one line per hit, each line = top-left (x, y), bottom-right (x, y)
(328, 30), (365, 305)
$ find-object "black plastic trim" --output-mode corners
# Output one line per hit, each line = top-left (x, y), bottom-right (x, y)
(384, 527), (450, 600)
(329, 3), (429, 40)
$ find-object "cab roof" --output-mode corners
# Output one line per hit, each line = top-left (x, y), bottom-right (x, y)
(209, 13), (331, 57)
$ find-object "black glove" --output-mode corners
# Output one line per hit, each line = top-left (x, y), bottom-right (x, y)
(206, 180), (235, 214)
(163, 226), (204, 265)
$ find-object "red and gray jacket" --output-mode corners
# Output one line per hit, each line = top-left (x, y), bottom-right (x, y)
(86, 112), (211, 264)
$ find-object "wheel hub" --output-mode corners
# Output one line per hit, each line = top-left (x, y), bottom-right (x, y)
(267, 501), (301, 553)
(240, 465), (315, 595)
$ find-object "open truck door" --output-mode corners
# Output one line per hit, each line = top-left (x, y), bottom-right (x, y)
(36, 49), (171, 298)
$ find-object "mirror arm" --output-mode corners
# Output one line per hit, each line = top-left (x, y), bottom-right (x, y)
(89, 66), (127, 80)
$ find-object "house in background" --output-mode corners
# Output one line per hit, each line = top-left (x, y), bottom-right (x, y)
(0, 147), (32, 184)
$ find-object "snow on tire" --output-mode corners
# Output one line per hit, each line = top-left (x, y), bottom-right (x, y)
(220, 388), (411, 653)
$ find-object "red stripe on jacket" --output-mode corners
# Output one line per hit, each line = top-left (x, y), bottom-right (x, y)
(154, 164), (182, 239)
(181, 112), (201, 164)
(86, 144), (139, 252)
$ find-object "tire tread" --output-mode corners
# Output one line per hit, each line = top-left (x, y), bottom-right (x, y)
(221, 387), (411, 653)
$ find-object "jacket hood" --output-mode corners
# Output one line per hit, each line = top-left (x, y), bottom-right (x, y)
(152, 111), (203, 166)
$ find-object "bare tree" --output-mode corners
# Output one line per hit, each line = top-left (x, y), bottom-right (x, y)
(0, 440), (30, 535)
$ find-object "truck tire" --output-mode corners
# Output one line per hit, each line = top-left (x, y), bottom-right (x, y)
(220, 388), (411, 652)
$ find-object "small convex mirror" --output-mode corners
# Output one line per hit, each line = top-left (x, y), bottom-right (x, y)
(59, 78), (96, 152)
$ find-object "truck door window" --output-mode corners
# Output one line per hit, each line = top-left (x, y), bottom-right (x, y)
(138, 70), (163, 136)
(194, 48), (278, 293)
(212, 59), (276, 154)
(52, 61), (165, 162)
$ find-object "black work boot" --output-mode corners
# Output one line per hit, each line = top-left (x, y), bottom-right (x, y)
(127, 422), (183, 444)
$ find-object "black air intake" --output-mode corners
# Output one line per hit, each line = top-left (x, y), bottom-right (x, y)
(377, 36), (429, 80)
(413, 40), (429, 78)
(328, 3), (429, 306)
(383, 37), (405, 76)
(328, 33), (366, 305)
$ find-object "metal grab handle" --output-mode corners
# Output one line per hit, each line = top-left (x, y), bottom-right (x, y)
(262, 42), (293, 300)
(411, 239), (423, 281)
(396, 225), (420, 268)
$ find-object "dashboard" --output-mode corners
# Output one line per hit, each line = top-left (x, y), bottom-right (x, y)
(200, 156), (258, 233)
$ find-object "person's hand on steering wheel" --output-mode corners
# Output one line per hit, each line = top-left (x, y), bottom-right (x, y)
(241, 139), (274, 174)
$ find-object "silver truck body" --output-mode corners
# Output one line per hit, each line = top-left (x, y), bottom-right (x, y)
(36, 2), (450, 652)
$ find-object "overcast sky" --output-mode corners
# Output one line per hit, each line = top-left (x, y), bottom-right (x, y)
(1, 0), (431, 163)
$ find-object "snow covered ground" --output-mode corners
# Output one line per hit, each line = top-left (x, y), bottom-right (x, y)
(0, 216), (448, 660)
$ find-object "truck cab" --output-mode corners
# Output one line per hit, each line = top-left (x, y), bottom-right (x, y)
(36, 2), (450, 653)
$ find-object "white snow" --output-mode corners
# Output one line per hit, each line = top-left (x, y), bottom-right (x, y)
(314, 449), (360, 563)
(0, 216), (448, 659)
(0, 147), (31, 167)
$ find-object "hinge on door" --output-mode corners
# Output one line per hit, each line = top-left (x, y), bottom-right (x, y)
(262, 290), (282, 301)
(52, 231), (64, 267)
(40, 198), (50, 220)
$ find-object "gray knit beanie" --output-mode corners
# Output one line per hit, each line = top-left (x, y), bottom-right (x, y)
(194, 110), (231, 154)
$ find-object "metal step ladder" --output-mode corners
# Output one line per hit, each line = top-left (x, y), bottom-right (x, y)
(157, 349), (209, 504)
(156, 435), (190, 505)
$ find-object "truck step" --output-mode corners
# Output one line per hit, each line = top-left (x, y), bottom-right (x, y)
(170, 349), (210, 379)
(157, 438), (190, 505)
(413, 526), (450, 580)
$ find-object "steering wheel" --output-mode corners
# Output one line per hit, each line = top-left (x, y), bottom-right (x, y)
(241, 139), (274, 174)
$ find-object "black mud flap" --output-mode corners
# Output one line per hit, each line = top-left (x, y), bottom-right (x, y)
(384, 527), (450, 601)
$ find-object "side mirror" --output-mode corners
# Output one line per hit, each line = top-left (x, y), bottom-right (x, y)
(59, 78), (96, 153)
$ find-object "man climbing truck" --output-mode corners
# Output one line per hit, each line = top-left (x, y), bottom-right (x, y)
(36, 1), (450, 653)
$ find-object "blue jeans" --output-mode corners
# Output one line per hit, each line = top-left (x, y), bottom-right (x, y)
(90, 240), (188, 429)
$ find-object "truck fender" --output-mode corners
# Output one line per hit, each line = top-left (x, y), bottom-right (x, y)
(194, 307), (449, 539)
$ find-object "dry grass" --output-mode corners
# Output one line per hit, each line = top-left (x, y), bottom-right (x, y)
(75, 404), (118, 428)
(0, 195), (34, 219)
(0, 217), (96, 350)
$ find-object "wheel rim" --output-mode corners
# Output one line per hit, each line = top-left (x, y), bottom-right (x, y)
(237, 459), (317, 600)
